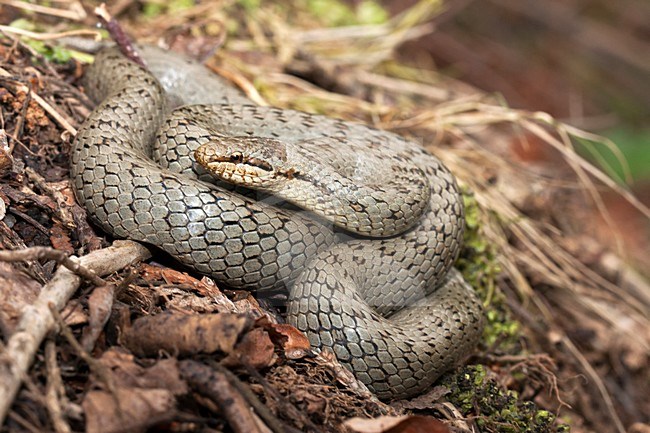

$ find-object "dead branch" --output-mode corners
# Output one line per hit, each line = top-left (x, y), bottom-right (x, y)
(44, 341), (71, 433)
(0, 0), (86, 21)
(0, 240), (151, 425)
(179, 360), (266, 433)
(24, 167), (75, 230)
(0, 246), (105, 287)
(0, 26), (100, 42)
(94, 3), (145, 68)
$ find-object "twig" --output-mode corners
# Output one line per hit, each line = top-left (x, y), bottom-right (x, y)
(48, 304), (117, 395)
(6, 411), (41, 433)
(0, 240), (152, 425)
(484, 353), (568, 409)
(0, 29), (61, 79)
(45, 341), (71, 433)
(242, 363), (323, 432)
(560, 334), (626, 433)
(0, 0), (86, 21)
(24, 167), (76, 230)
(0, 67), (77, 136)
(179, 360), (266, 433)
(216, 364), (301, 433)
(94, 3), (145, 68)
(49, 303), (131, 427)
(0, 26), (101, 42)
(207, 63), (268, 106)
(80, 283), (117, 352)
(0, 246), (105, 287)
(7, 207), (50, 236)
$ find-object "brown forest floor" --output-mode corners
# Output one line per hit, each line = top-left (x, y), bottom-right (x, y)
(0, 1), (648, 433)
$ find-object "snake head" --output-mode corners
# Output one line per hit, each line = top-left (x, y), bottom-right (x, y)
(194, 135), (289, 188)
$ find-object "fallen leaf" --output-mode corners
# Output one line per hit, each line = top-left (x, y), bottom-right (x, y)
(121, 312), (253, 357)
(139, 263), (221, 297)
(314, 349), (370, 396)
(94, 348), (188, 395)
(293, 389), (327, 414)
(0, 262), (40, 334)
(390, 386), (450, 411)
(49, 224), (73, 254)
(81, 284), (115, 352)
(628, 422), (650, 433)
(61, 299), (88, 326)
(262, 320), (312, 359)
(0, 134), (13, 176)
(223, 327), (277, 369)
(83, 387), (175, 433)
(344, 415), (450, 433)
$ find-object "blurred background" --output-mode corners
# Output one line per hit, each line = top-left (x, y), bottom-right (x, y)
(384, 0), (649, 186)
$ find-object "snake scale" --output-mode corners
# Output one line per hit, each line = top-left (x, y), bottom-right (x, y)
(71, 46), (484, 400)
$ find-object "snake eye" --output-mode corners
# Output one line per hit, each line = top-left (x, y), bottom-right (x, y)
(230, 152), (243, 163)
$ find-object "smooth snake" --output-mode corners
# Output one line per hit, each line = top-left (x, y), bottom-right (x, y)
(71, 46), (484, 400)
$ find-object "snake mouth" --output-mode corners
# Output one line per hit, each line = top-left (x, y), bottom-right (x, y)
(194, 146), (277, 187)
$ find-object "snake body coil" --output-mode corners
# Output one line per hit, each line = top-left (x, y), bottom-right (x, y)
(71, 46), (484, 400)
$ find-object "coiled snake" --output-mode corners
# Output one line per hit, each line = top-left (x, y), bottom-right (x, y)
(71, 46), (484, 400)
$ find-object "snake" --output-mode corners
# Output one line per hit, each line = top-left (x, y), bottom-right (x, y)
(71, 46), (484, 400)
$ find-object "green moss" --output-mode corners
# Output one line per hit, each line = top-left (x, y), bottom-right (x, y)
(23, 39), (73, 64)
(4, 19), (72, 64)
(142, 0), (195, 18)
(355, 0), (389, 24)
(237, 0), (261, 12)
(449, 193), (569, 432)
(442, 366), (570, 432)
(305, 0), (388, 26)
(457, 190), (520, 350)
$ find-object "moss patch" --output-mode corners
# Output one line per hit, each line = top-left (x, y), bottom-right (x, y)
(457, 190), (520, 350)
(442, 366), (570, 433)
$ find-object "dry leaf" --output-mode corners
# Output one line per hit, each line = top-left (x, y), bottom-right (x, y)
(314, 349), (369, 395)
(121, 312), (253, 357)
(0, 136), (12, 176)
(49, 224), (73, 254)
(344, 415), (450, 433)
(293, 389), (327, 413)
(83, 387), (175, 433)
(263, 321), (312, 359)
(94, 349), (188, 395)
(81, 284), (115, 352)
(61, 299), (88, 326)
(223, 327), (277, 369)
(139, 263), (221, 297)
(390, 386), (450, 411)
